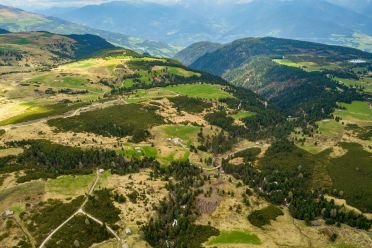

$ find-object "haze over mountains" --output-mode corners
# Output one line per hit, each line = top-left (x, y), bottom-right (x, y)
(0, 4), (178, 57)
(37, 0), (372, 52)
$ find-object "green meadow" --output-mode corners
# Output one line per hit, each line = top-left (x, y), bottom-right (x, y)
(154, 66), (201, 77)
(165, 84), (233, 99)
(231, 110), (255, 120)
(208, 230), (261, 245)
(117, 146), (158, 159)
(335, 101), (372, 123)
(316, 119), (343, 138)
(335, 77), (372, 93)
(46, 174), (95, 196)
(162, 125), (200, 145)
(0, 102), (88, 126)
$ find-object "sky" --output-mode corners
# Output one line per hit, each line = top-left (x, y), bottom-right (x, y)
(0, 0), (254, 9)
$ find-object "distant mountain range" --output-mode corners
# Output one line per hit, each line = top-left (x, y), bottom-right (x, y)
(0, 31), (114, 71)
(181, 37), (372, 74)
(0, 4), (179, 57)
(328, 0), (372, 17)
(177, 37), (371, 116)
(38, 0), (372, 52)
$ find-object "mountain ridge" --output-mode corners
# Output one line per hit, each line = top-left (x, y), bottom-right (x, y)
(0, 4), (179, 57)
(39, 0), (372, 52)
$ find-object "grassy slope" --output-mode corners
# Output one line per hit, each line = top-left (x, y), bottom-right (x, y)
(335, 101), (372, 123)
(165, 84), (233, 100)
(48, 104), (164, 138)
(208, 230), (261, 245)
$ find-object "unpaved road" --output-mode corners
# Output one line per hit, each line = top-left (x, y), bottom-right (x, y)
(1, 99), (126, 132)
(205, 143), (263, 171)
(38, 171), (122, 248)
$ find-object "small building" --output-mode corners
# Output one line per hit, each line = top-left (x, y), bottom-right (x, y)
(172, 219), (178, 227)
(135, 147), (142, 153)
(124, 228), (132, 235)
(171, 138), (183, 146)
(349, 59), (366, 64)
(3, 209), (14, 217)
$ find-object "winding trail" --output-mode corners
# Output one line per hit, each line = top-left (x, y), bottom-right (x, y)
(292, 218), (313, 248)
(205, 143), (263, 171)
(38, 170), (122, 248)
(13, 215), (36, 248)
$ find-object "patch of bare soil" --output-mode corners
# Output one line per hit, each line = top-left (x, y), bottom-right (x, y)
(196, 173), (371, 248)
(228, 157), (244, 166)
(0, 122), (128, 151)
(196, 178), (225, 214)
(329, 146), (347, 158)
(0, 171), (25, 192)
(154, 98), (208, 126)
(106, 170), (168, 230)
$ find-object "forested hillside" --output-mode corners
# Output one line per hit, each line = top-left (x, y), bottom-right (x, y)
(182, 37), (371, 122)
(189, 37), (372, 76)
(0, 31), (114, 72)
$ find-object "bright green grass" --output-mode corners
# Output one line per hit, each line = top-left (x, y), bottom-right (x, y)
(162, 125), (199, 145)
(46, 174), (95, 196)
(326, 142), (372, 212)
(159, 149), (190, 166)
(0, 102), (88, 126)
(231, 110), (255, 120)
(334, 244), (359, 248)
(335, 101), (372, 122)
(122, 71), (152, 88)
(117, 146), (158, 159)
(208, 230), (261, 245)
(31, 74), (101, 92)
(154, 66), (201, 77)
(165, 84), (233, 99)
(335, 77), (372, 93)
(316, 119), (343, 137)
(273, 59), (303, 68)
(273, 59), (319, 71)
(126, 88), (179, 103)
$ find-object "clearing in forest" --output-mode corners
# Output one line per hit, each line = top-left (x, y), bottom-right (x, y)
(207, 230), (261, 245)
(165, 84), (233, 100)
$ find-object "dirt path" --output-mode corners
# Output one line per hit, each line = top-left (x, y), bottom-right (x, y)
(39, 210), (80, 248)
(13, 215), (36, 248)
(81, 210), (121, 240)
(38, 171), (122, 248)
(205, 141), (263, 171)
(1, 99), (126, 131)
(292, 218), (313, 248)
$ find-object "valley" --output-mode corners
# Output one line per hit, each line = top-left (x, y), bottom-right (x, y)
(0, 22), (371, 248)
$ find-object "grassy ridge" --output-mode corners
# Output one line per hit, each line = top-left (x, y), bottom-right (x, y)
(48, 104), (164, 141)
(165, 84), (233, 100)
(0, 102), (88, 126)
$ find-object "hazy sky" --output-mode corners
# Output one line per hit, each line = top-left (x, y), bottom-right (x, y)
(1, 0), (254, 9)
(0, 0), (250, 8)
